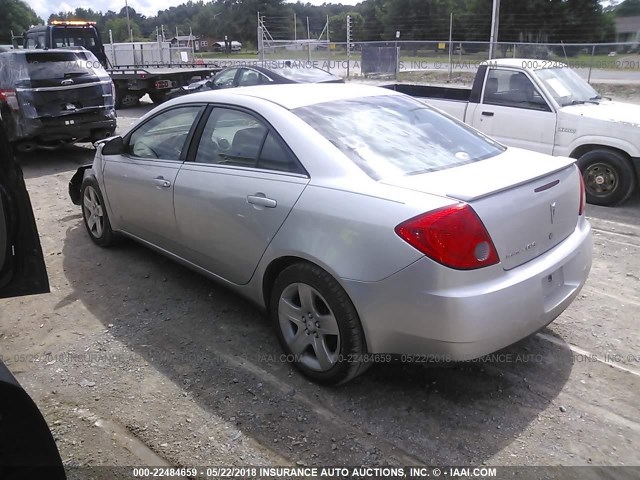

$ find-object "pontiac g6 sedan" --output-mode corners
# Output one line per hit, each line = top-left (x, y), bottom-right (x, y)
(69, 84), (592, 385)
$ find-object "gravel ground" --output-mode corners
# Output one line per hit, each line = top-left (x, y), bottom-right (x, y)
(1, 91), (639, 479)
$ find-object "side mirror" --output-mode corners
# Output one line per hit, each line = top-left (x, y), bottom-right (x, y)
(101, 136), (124, 155)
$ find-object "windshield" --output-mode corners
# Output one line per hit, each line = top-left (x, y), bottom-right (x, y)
(534, 67), (600, 106)
(294, 95), (504, 180)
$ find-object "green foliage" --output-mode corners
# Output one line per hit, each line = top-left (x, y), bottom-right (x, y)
(29, 0), (618, 46)
(615, 0), (640, 16)
(0, 0), (43, 43)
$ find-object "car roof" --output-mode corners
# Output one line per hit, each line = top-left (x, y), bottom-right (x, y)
(0, 48), (89, 57)
(482, 58), (567, 69)
(189, 83), (400, 109)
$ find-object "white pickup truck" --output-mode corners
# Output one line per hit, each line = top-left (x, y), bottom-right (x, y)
(385, 59), (640, 206)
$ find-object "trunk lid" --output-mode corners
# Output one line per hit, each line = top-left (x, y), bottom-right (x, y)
(382, 147), (580, 270)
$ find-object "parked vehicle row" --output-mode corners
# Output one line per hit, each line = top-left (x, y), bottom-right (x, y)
(385, 58), (640, 207)
(69, 84), (592, 385)
(168, 63), (343, 99)
(23, 21), (219, 108)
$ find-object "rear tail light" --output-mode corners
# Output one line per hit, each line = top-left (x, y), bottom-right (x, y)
(395, 204), (500, 270)
(0, 89), (19, 111)
(577, 166), (586, 216)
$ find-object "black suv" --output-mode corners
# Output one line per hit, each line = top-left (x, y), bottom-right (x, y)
(0, 49), (116, 152)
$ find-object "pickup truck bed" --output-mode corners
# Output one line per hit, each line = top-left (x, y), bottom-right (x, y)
(382, 83), (471, 102)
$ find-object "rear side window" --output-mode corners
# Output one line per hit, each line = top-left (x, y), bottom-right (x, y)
(195, 108), (303, 174)
(294, 95), (504, 180)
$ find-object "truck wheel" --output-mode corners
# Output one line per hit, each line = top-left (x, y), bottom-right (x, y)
(115, 89), (140, 109)
(149, 92), (168, 104)
(577, 149), (636, 207)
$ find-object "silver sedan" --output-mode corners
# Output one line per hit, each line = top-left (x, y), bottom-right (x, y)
(69, 84), (593, 384)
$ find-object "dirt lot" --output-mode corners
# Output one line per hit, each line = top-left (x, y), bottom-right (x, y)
(1, 96), (640, 479)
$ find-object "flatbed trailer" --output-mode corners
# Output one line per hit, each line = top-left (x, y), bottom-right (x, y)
(107, 64), (221, 108)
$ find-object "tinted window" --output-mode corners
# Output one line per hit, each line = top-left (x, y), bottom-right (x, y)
(52, 29), (97, 48)
(294, 95), (504, 180)
(258, 131), (302, 173)
(24, 51), (104, 80)
(127, 106), (202, 160)
(195, 108), (267, 167)
(483, 69), (550, 111)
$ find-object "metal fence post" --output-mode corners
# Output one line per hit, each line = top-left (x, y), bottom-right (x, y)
(588, 44), (595, 84)
(448, 13), (453, 82)
(346, 16), (351, 79)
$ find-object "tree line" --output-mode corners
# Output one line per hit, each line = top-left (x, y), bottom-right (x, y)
(2, 0), (638, 47)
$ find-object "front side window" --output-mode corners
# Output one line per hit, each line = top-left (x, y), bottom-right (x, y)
(483, 69), (550, 111)
(294, 95), (504, 180)
(127, 106), (202, 160)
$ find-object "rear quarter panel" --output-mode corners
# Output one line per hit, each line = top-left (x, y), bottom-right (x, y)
(258, 184), (454, 284)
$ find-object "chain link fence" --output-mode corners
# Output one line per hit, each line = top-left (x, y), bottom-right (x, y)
(260, 40), (640, 84)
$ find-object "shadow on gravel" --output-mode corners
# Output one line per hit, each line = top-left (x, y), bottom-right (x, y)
(16, 145), (94, 181)
(62, 221), (573, 466)
(586, 190), (640, 227)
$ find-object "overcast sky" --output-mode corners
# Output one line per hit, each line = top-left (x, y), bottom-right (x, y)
(32, 0), (361, 22)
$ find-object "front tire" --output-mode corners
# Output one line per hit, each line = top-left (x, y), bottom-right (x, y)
(270, 262), (370, 385)
(577, 149), (636, 206)
(81, 178), (117, 247)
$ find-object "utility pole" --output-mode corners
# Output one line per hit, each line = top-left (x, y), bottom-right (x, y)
(125, 0), (133, 42)
(488, 0), (501, 59)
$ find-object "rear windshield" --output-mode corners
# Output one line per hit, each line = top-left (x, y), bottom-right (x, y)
(52, 28), (97, 48)
(24, 51), (104, 80)
(272, 66), (340, 83)
(293, 95), (504, 180)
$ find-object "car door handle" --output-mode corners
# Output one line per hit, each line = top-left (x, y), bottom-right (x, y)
(153, 177), (171, 188)
(481, 111), (495, 117)
(247, 194), (277, 208)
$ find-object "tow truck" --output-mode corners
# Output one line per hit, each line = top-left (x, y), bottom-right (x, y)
(23, 21), (219, 108)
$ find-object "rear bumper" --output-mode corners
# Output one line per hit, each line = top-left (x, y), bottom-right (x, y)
(343, 217), (592, 359)
(7, 109), (116, 143)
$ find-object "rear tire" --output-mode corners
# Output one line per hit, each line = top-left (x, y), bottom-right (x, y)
(81, 178), (117, 247)
(149, 91), (168, 104)
(577, 149), (636, 206)
(115, 89), (140, 109)
(270, 262), (370, 385)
